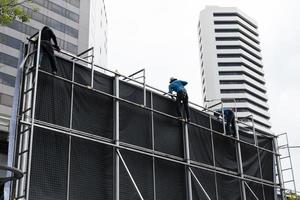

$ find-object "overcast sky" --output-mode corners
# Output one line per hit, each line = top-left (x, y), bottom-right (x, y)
(105, 0), (300, 190)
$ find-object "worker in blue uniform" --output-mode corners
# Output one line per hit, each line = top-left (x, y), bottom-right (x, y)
(214, 108), (236, 137)
(168, 77), (190, 122)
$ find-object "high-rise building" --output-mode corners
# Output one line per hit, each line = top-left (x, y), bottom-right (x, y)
(0, 0), (107, 167)
(198, 6), (271, 134)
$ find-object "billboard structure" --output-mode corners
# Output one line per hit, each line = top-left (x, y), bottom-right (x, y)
(9, 31), (285, 200)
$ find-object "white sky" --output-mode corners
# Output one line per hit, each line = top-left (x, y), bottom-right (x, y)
(105, 0), (300, 191)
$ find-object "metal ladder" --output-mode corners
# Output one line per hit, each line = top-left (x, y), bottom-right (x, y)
(276, 132), (297, 198)
(14, 36), (40, 200)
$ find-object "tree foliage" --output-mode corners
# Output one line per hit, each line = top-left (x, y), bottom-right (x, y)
(0, 0), (35, 25)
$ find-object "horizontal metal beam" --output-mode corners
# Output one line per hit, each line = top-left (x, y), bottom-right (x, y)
(18, 120), (280, 188)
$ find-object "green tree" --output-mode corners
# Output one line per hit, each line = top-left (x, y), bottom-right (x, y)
(0, 0), (35, 25)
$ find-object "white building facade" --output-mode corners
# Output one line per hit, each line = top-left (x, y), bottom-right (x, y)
(198, 6), (271, 134)
(0, 0), (107, 169)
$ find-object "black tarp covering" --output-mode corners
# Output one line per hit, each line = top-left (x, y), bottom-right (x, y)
(28, 57), (276, 200)
(191, 167), (217, 200)
(152, 93), (184, 158)
(69, 137), (113, 200)
(29, 127), (68, 200)
(119, 150), (154, 200)
(155, 159), (186, 200)
(119, 81), (152, 149)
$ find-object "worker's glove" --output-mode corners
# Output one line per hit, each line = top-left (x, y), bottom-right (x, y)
(54, 45), (60, 52)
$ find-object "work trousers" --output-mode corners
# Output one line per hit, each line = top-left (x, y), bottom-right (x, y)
(176, 90), (190, 120)
(225, 111), (236, 137)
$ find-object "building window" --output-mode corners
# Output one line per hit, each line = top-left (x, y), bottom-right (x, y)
(0, 72), (16, 87)
(214, 20), (258, 37)
(0, 52), (18, 68)
(216, 45), (261, 60)
(215, 28), (259, 44)
(32, 0), (80, 23)
(213, 12), (257, 29)
(0, 93), (13, 107)
(215, 37), (261, 52)
(23, 7), (79, 38)
(0, 33), (22, 50)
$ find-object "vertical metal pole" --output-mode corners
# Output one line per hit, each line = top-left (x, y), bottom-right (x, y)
(183, 122), (193, 200)
(274, 137), (286, 200)
(26, 30), (42, 200)
(220, 102), (226, 135)
(143, 69), (146, 106)
(113, 73), (120, 200)
(67, 61), (75, 200)
(91, 48), (94, 88)
(150, 92), (156, 200)
(235, 118), (247, 200)
(209, 115), (219, 200)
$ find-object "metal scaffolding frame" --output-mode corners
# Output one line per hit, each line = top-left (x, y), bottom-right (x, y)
(10, 30), (289, 200)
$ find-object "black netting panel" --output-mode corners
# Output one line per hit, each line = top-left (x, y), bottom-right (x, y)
(94, 71), (114, 94)
(74, 63), (91, 85)
(152, 93), (177, 116)
(260, 150), (274, 182)
(189, 124), (213, 165)
(216, 174), (241, 200)
(119, 81), (151, 107)
(35, 73), (71, 127)
(153, 113), (183, 158)
(40, 56), (72, 80)
(72, 86), (113, 139)
(213, 134), (238, 172)
(190, 108), (210, 129)
(211, 118), (225, 134)
(258, 135), (274, 151)
(191, 168), (217, 200)
(120, 150), (154, 200)
(120, 101), (152, 149)
(263, 185), (275, 200)
(241, 143), (261, 178)
(69, 137), (113, 200)
(155, 159), (186, 200)
(239, 130), (255, 144)
(245, 181), (264, 200)
(29, 127), (68, 200)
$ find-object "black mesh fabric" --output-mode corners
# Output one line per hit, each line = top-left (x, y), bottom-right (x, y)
(189, 107), (213, 166)
(245, 181), (264, 200)
(94, 71), (114, 94)
(40, 55), (72, 80)
(119, 150), (154, 200)
(155, 159), (186, 200)
(29, 127), (68, 200)
(153, 113), (184, 158)
(263, 185), (275, 200)
(260, 150), (274, 182)
(35, 72), (71, 127)
(69, 137), (113, 200)
(74, 63), (91, 86)
(188, 124), (213, 165)
(216, 174), (241, 200)
(152, 93), (184, 158)
(72, 86), (113, 139)
(120, 101), (152, 148)
(241, 143), (261, 178)
(213, 134), (238, 172)
(191, 167), (217, 200)
(211, 118), (225, 134)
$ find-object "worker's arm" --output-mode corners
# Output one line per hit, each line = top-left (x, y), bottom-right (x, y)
(50, 30), (60, 51)
(180, 80), (188, 86)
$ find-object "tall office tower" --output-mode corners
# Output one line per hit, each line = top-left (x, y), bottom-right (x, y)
(198, 6), (271, 134)
(0, 0), (108, 163)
